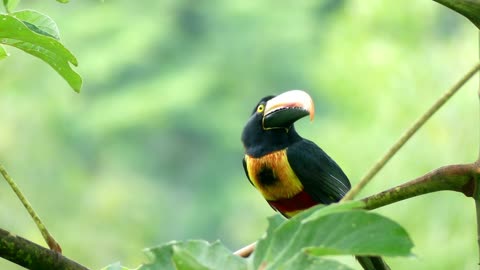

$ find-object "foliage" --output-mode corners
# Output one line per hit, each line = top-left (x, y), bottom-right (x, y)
(102, 203), (413, 270)
(0, 1), (81, 91)
(434, 0), (480, 29)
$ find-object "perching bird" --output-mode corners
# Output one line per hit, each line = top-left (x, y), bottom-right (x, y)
(241, 90), (389, 270)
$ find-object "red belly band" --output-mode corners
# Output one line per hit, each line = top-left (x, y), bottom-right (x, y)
(267, 190), (317, 214)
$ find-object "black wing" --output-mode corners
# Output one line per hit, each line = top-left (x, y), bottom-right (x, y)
(286, 139), (351, 204)
(242, 157), (254, 187)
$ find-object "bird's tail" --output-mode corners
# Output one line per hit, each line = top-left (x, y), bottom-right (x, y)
(356, 256), (390, 270)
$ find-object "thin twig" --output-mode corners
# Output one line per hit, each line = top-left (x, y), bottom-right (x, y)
(0, 164), (61, 252)
(341, 62), (480, 202)
(234, 241), (256, 257)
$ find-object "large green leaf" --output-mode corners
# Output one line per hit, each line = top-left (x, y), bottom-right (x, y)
(253, 202), (413, 270)
(250, 214), (285, 269)
(13, 10), (60, 40)
(141, 240), (247, 270)
(0, 14), (81, 92)
(2, 0), (19, 13)
(171, 246), (211, 270)
(280, 253), (354, 270)
(0, 45), (8, 60)
(252, 201), (363, 269)
(101, 202), (412, 270)
(434, 0), (480, 29)
(101, 262), (134, 270)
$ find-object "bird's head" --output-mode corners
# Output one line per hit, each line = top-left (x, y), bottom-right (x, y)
(241, 90), (315, 156)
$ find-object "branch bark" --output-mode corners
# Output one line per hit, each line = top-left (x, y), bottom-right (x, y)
(476, 29), (480, 270)
(362, 163), (477, 210)
(0, 228), (90, 270)
(234, 242), (256, 257)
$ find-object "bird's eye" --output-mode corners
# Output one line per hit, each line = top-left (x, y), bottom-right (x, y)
(257, 104), (265, 113)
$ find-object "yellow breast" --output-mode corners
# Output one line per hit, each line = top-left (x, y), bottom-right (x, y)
(244, 150), (304, 201)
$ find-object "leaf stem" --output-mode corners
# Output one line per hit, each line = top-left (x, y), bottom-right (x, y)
(342, 62), (480, 202)
(0, 164), (61, 253)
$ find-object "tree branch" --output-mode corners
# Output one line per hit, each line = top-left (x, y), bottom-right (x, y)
(0, 227), (90, 270)
(234, 242), (256, 257)
(362, 163), (477, 210)
(476, 29), (480, 270)
(475, 199), (480, 270)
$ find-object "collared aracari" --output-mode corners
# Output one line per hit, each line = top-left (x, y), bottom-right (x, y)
(241, 90), (389, 270)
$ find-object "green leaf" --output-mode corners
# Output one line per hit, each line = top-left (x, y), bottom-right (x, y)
(141, 242), (177, 270)
(3, 0), (19, 13)
(103, 202), (411, 270)
(280, 253), (354, 270)
(0, 14), (82, 92)
(141, 240), (247, 270)
(253, 203), (413, 270)
(56, 0), (69, 3)
(13, 10), (60, 40)
(0, 45), (8, 60)
(252, 202), (364, 269)
(302, 200), (366, 222)
(100, 262), (134, 270)
(303, 211), (413, 256)
(171, 246), (210, 270)
(251, 214), (285, 268)
(433, 0), (480, 29)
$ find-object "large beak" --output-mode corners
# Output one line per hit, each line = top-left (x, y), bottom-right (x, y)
(263, 90), (314, 129)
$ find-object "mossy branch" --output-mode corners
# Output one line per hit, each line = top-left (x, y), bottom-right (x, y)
(361, 163), (477, 210)
(0, 227), (90, 270)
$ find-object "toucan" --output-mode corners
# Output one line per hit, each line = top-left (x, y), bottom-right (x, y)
(241, 90), (389, 270)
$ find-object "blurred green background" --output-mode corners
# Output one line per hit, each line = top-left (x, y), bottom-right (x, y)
(0, 1), (478, 269)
